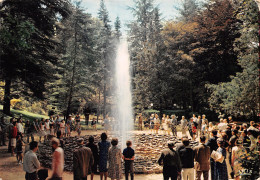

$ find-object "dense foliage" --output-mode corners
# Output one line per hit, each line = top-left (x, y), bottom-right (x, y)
(128, 0), (259, 119)
(0, 0), (258, 120)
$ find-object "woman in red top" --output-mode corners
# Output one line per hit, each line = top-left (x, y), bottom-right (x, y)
(192, 123), (197, 140)
(11, 121), (18, 156)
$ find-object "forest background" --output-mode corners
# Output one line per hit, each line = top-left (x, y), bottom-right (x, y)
(0, 0), (259, 121)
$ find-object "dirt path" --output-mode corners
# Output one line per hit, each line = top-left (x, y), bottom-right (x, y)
(0, 129), (164, 180)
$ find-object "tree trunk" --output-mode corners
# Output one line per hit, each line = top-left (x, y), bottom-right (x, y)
(66, 15), (78, 120)
(97, 89), (101, 123)
(3, 77), (11, 115)
(103, 83), (106, 118)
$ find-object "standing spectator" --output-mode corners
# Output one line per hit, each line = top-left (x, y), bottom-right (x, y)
(50, 121), (55, 136)
(208, 122), (214, 138)
(180, 116), (188, 137)
(229, 129), (238, 175)
(55, 115), (61, 133)
(65, 121), (71, 137)
(73, 138), (94, 180)
(98, 133), (111, 180)
(11, 121), (18, 156)
(108, 138), (123, 180)
(158, 141), (181, 180)
(67, 115), (73, 132)
(218, 119), (225, 132)
(138, 114), (143, 131)
(231, 139), (246, 180)
(29, 119), (38, 143)
(17, 119), (24, 141)
(241, 130), (251, 150)
(165, 115), (171, 135)
(25, 120), (31, 143)
(161, 114), (167, 134)
(16, 135), (24, 164)
(45, 119), (50, 136)
(8, 118), (14, 152)
(0, 116), (7, 146)
(176, 136), (188, 153)
(229, 129), (239, 149)
(222, 134), (232, 179)
(193, 136), (210, 180)
(86, 136), (99, 180)
(123, 140), (135, 180)
(154, 114), (160, 134)
(59, 120), (65, 137)
(51, 138), (64, 180)
(188, 118), (193, 138)
(191, 114), (197, 122)
(92, 118), (97, 131)
(214, 138), (228, 180)
(224, 125), (232, 140)
(205, 130), (218, 180)
(197, 116), (202, 137)
(201, 121), (207, 136)
(191, 123), (197, 140)
(247, 129), (257, 151)
(23, 141), (41, 180)
(202, 115), (208, 126)
(75, 122), (81, 136)
(171, 115), (177, 137)
(39, 119), (46, 143)
(75, 114), (81, 125)
(178, 138), (194, 180)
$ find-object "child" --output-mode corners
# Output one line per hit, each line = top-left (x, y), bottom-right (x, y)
(123, 140), (135, 180)
(16, 135), (23, 164)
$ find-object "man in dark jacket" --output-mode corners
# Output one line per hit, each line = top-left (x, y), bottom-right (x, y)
(205, 130), (218, 180)
(178, 138), (194, 180)
(73, 138), (94, 180)
(158, 141), (181, 180)
(194, 136), (210, 180)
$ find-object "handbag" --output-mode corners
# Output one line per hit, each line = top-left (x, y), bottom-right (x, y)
(211, 150), (224, 163)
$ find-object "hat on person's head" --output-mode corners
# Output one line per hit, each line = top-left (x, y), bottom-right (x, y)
(77, 138), (84, 143)
(167, 141), (174, 147)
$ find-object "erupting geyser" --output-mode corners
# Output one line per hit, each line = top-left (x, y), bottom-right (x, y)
(112, 39), (134, 146)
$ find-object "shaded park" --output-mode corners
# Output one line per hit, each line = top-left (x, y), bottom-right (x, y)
(0, 0), (259, 180)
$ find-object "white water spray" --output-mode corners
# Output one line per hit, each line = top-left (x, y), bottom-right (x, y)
(113, 39), (133, 146)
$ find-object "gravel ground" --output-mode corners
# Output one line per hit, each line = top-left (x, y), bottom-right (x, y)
(0, 129), (219, 180)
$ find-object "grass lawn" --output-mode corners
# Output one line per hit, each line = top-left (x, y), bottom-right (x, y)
(0, 105), (49, 121)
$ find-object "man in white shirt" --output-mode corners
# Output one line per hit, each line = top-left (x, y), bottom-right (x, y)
(23, 141), (41, 180)
(218, 119), (227, 131)
(17, 119), (24, 139)
(51, 137), (64, 179)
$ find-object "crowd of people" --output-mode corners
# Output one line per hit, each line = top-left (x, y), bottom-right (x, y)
(0, 113), (259, 180)
(22, 133), (135, 180)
